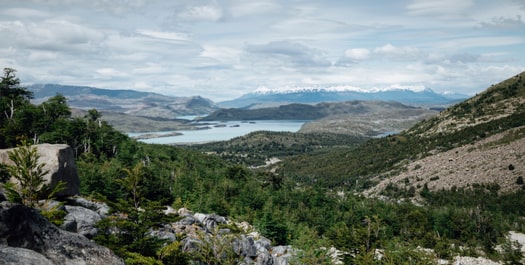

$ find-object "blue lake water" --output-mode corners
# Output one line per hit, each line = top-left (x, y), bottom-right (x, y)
(129, 120), (307, 144)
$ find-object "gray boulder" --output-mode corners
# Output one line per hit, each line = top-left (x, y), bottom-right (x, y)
(0, 247), (54, 265)
(194, 213), (227, 231)
(0, 144), (80, 197)
(0, 201), (124, 265)
(72, 197), (110, 217)
(61, 205), (101, 238)
(234, 235), (257, 258)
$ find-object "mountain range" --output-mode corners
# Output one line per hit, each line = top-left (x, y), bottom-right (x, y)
(27, 83), (463, 133)
(27, 84), (219, 119)
(219, 86), (467, 108)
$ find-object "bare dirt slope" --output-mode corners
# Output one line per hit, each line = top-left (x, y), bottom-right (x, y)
(365, 126), (525, 197)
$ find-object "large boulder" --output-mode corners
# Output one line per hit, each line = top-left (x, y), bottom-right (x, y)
(61, 205), (101, 239)
(0, 201), (124, 265)
(0, 144), (79, 197)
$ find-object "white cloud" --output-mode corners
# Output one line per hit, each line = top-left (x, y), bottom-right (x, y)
(229, 1), (280, 17)
(373, 44), (422, 61)
(200, 45), (241, 63)
(137, 29), (190, 41)
(0, 19), (105, 52)
(95, 68), (128, 79)
(178, 2), (223, 21)
(406, 0), (474, 17)
(344, 48), (370, 60)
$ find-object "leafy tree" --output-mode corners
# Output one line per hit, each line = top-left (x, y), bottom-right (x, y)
(2, 140), (48, 206)
(0, 68), (33, 147)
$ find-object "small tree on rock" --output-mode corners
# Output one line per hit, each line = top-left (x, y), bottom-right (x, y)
(2, 140), (49, 207)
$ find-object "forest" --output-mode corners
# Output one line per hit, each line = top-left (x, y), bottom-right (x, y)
(2, 67), (525, 264)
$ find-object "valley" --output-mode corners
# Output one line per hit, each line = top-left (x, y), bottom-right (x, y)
(2, 69), (524, 264)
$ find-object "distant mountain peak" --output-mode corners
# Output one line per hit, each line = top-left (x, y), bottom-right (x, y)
(221, 84), (463, 108)
(252, 84), (430, 94)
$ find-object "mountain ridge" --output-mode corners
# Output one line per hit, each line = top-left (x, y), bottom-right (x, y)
(274, 71), (525, 193)
(27, 84), (219, 119)
(220, 86), (467, 108)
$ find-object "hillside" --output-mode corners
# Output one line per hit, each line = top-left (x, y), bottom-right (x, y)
(365, 126), (525, 197)
(28, 84), (219, 119)
(299, 105), (437, 137)
(201, 101), (435, 128)
(362, 71), (525, 196)
(277, 71), (525, 192)
(70, 109), (198, 133)
(189, 131), (368, 166)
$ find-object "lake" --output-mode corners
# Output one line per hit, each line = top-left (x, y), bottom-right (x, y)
(129, 120), (307, 144)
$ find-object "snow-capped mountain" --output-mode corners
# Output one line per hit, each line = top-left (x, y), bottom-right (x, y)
(220, 85), (467, 108)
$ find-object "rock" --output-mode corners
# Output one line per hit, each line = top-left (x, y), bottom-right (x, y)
(234, 235), (257, 258)
(177, 216), (196, 226)
(0, 144), (80, 198)
(148, 224), (176, 242)
(194, 213), (227, 231)
(61, 205), (101, 238)
(177, 207), (193, 216)
(254, 237), (272, 254)
(72, 197), (110, 217)
(0, 201), (123, 264)
(256, 252), (274, 265)
(0, 247), (54, 265)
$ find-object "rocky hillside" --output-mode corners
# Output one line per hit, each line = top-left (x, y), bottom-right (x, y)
(408, 72), (525, 137)
(365, 125), (525, 196)
(0, 194), (315, 265)
(364, 71), (525, 196)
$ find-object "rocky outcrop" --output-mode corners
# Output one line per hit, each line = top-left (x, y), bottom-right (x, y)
(0, 201), (124, 265)
(156, 208), (295, 265)
(0, 144), (80, 197)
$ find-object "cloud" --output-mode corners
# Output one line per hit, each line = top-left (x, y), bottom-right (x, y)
(335, 48), (371, 66)
(28, 0), (146, 15)
(406, 0), (474, 17)
(373, 44), (422, 61)
(437, 36), (525, 49)
(200, 45), (241, 64)
(229, 1), (280, 17)
(479, 15), (525, 30)
(95, 68), (129, 79)
(2, 8), (51, 18)
(0, 19), (105, 52)
(137, 29), (190, 41)
(1, 1), (523, 101)
(177, 2), (223, 21)
(344, 48), (371, 61)
(245, 41), (331, 68)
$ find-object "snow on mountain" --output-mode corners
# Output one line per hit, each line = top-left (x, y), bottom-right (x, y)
(220, 84), (466, 109)
(252, 84), (429, 94)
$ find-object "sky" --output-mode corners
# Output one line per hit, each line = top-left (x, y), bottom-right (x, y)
(1, 0), (524, 101)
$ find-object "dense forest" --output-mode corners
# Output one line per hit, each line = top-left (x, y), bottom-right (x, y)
(2, 67), (525, 264)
